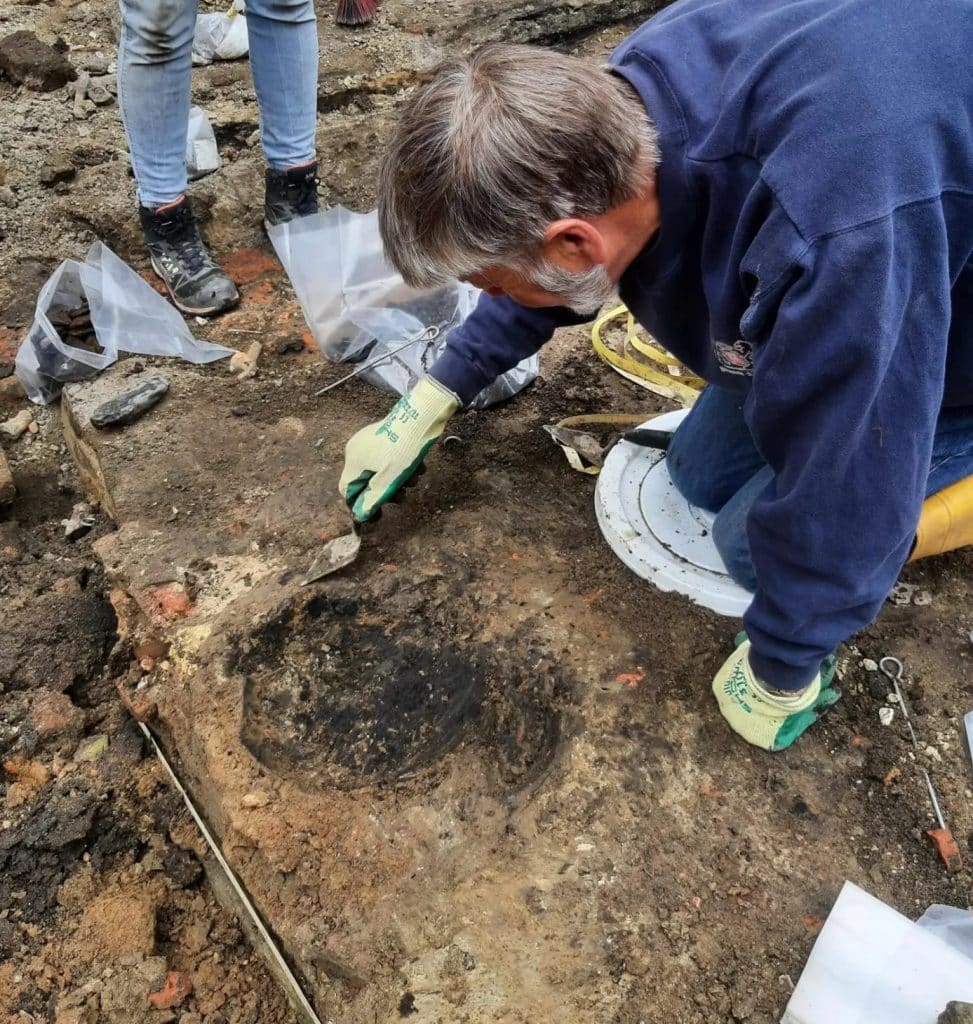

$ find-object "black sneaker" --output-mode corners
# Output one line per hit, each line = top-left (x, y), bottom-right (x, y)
(264, 162), (320, 228)
(138, 198), (240, 316)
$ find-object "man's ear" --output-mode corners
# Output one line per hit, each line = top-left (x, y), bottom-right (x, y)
(541, 218), (607, 271)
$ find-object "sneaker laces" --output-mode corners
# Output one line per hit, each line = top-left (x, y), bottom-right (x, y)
(155, 208), (213, 277)
(287, 170), (320, 214)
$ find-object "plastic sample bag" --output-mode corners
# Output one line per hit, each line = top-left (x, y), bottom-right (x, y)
(781, 882), (973, 1024)
(192, 7), (249, 64)
(268, 206), (538, 409)
(15, 242), (234, 404)
(917, 903), (973, 960)
(186, 106), (221, 181)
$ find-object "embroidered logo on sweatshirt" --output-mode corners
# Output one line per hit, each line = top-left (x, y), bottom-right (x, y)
(713, 340), (754, 376)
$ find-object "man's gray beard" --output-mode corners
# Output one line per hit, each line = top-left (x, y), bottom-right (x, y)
(529, 260), (618, 316)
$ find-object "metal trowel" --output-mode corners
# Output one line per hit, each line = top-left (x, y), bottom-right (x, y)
(302, 522), (364, 585)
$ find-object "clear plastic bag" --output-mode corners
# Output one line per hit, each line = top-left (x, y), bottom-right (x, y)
(186, 106), (221, 181)
(268, 206), (539, 409)
(192, 9), (249, 64)
(15, 242), (234, 404)
(917, 903), (973, 959)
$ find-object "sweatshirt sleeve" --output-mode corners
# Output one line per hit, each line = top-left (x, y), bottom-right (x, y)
(430, 292), (590, 406)
(743, 204), (952, 689)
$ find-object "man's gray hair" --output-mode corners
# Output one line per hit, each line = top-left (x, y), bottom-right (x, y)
(379, 43), (660, 289)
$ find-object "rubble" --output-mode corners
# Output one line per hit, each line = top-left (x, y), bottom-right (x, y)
(28, 689), (86, 752)
(229, 340), (261, 379)
(0, 30), (76, 91)
(39, 156), (77, 187)
(76, 734), (109, 761)
(62, 501), (96, 539)
(147, 970), (193, 1010)
(0, 408), (33, 439)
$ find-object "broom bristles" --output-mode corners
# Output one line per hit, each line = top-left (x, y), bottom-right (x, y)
(335, 0), (378, 26)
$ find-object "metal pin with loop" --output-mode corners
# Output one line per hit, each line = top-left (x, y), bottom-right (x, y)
(314, 324), (441, 397)
(879, 655), (962, 873)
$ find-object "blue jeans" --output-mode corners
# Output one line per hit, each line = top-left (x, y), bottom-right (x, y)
(668, 386), (973, 591)
(118, 0), (318, 208)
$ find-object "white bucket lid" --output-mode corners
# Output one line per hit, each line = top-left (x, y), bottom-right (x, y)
(594, 409), (753, 617)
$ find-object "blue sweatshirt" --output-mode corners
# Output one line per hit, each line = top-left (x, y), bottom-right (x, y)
(430, 0), (973, 689)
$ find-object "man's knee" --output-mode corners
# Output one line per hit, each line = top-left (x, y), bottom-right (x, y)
(121, 0), (195, 62)
(245, 0), (315, 25)
(666, 434), (722, 512)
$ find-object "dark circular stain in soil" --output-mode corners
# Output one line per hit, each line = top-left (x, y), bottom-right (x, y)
(234, 586), (567, 791)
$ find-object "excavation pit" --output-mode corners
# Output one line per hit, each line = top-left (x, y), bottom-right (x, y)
(236, 586), (567, 792)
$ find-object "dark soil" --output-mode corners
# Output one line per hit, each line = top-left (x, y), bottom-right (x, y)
(238, 581), (570, 791)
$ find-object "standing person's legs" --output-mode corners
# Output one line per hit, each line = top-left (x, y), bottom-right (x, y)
(246, 0), (318, 170)
(117, 0), (240, 314)
(117, 0), (197, 207)
(246, 0), (321, 224)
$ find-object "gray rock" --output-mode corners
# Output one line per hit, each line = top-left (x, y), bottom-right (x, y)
(940, 1004), (973, 1024)
(90, 375), (169, 428)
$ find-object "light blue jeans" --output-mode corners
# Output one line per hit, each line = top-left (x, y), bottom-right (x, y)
(667, 386), (973, 591)
(118, 0), (318, 208)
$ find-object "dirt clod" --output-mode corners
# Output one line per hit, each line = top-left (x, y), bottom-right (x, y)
(39, 157), (78, 187)
(73, 891), (158, 961)
(0, 30), (75, 91)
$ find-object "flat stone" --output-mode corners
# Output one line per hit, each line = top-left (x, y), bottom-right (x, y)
(0, 31), (76, 92)
(89, 374), (169, 428)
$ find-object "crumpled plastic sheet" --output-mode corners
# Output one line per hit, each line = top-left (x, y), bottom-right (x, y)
(781, 882), (973, 1024)
(268, 206), (539, 409)
(15, 242), (234, 404)
(186, 105), (221, 181)
(192, 8), (249, 64)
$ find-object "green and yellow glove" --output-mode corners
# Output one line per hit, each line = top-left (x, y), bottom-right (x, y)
(339, 377), (460, 522)
(713, 637), (841, 751)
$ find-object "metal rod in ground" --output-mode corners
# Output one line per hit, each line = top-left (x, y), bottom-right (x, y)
(924, 768), (947, 830)
(136, 721), (324, 1024)
(314, 324), (440, 397)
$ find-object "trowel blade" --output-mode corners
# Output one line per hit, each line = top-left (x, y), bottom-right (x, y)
(302, 531), (362, 585)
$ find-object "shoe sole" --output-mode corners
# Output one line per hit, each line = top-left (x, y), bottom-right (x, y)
(150, 255), (240, 317)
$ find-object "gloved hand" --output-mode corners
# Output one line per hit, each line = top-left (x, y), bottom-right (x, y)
(713, 638), (841, 751)
(339, 377), (460, 522)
